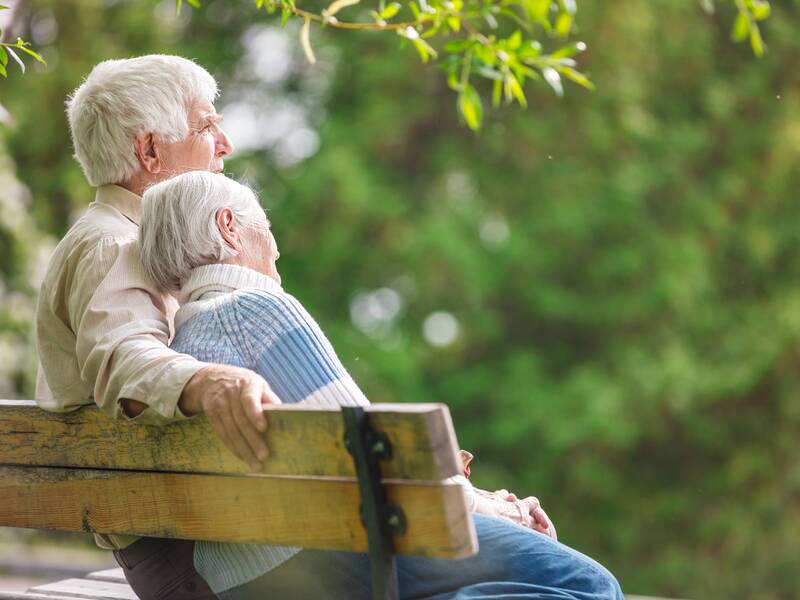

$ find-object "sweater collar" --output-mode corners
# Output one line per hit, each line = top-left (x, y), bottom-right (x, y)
(179, 264), (282, 305)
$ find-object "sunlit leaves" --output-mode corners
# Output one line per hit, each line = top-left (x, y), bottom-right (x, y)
(160, 0), (773, 128)
(175, 0), (200, 16)
(702, 0), (770, 56)
(457, 82), (483, 129)
(0, 34), (46, 79)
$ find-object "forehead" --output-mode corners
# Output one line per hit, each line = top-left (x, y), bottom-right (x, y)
(187, 99), (217, 121)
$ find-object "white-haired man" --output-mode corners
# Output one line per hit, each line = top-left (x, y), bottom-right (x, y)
(35, 55), (277, 599)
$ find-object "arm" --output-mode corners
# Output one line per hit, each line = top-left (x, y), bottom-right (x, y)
(54, 237), (275, 469)
(64, 236), (200, 423)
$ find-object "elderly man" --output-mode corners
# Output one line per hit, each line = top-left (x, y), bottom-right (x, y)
(136, 170), (624, 600)
(35, 55), (278, 599)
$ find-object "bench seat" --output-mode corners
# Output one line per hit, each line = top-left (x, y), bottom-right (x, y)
(0, 568), (675, 600)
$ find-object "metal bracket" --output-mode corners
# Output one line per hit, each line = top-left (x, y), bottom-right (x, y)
(342, 406), (405, 600)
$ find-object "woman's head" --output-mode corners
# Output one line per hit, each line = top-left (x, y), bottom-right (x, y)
(139, 171), (279, 291)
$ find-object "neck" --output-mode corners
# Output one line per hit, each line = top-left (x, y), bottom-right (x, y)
(120, 170), (163, 197)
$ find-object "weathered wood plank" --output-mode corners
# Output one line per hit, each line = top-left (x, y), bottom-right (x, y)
(83, 570), (125, 585)
(26, 579), (137, 600)
(0, 466), (477, 559)
(0, 401), (460, 481)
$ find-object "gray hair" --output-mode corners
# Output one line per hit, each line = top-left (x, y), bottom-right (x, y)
(139, 171), (265, 291)
(67, 55), (218, 186)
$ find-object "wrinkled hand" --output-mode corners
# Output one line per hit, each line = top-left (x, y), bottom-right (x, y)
(474, 487), (557, 540)
(495, 489), (557, 540)
(179, 364), (281, 471)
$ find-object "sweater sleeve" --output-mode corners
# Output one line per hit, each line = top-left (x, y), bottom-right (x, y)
(228, 290), (475, 507)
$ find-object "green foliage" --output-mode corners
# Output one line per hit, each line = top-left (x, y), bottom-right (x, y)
(174, 0), (771, 129)
(0, 0), (797, 598)
(0, 5), (45, 78)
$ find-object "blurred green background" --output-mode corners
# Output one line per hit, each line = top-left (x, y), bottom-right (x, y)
(1, 1), (799, 598)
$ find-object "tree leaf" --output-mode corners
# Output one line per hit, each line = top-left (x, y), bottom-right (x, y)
(6, 46), (24, 74)
(698, 0), (715, 14)
(559, 66), (594, 90)
(732, 11), (749, 41)
(492, 77), (502, 107)
(300, 16), (316, 64)
(380, 2), (401, 19)
(751, 1), (770, 21)
(15, 45), (46, 65)
(750, 26), (764, 56)
(555, 12), (573, 37)
(326, 0), (359, 18)
(0, 46), (7, 67)
(506, 73), (528, 107)
(542, 66), (563, 97)
(551, 41), (587, 59)
(457, 83), (483, 130)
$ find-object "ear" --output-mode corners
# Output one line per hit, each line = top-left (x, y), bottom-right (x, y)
(133, 132), (162, 174)
(215, 207), (242, 252)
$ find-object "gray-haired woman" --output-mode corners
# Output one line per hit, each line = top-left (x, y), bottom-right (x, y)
(138, 170), (622, 600)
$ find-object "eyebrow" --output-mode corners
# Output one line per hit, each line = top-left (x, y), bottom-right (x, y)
(195, 114), (224, 128)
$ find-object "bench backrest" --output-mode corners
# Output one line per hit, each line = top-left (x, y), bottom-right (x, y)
(0, 400), (477, 559)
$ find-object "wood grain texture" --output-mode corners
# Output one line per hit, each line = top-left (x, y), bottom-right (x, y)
(0, 401), (460, 481)
(26, 579), (137, 600)
(0, 466), (478, 559)
(84, 569), (126, 584)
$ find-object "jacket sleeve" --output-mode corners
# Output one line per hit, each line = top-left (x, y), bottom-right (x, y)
(70, 236), (206, 424)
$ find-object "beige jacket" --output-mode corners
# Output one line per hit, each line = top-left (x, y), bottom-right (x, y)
(35, 184), (206, 549)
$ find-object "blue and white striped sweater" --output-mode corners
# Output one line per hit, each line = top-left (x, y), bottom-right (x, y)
(170, 264), (368, 593)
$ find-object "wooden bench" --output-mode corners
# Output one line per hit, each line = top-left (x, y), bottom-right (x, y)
(0, 399), (476, 600)
(0, 567), (679, 600)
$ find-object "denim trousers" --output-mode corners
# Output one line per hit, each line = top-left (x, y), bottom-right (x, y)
(216, 513), (624, 600)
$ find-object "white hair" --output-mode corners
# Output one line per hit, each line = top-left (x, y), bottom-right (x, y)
(139, 171), (265, 291)
(66, 55), (218, 186)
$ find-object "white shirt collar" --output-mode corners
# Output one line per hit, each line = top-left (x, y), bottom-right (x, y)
(95, 184), (142, 225)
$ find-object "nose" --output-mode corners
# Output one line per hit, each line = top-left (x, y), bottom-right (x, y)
(215, 127), (234, 158)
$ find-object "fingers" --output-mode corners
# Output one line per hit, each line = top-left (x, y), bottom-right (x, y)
(260, 380), (282, 406)
(207, 405), (261, 472)
(193, 366), (280, 472)
(532, 506), (549, 529)
(231, 385), (269, 465)
(241, 377), (268, 432)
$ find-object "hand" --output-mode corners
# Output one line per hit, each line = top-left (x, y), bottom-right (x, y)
(495, 489), (557, 540)
(473, 487), (557, 540)
(179, 364), (281, 471)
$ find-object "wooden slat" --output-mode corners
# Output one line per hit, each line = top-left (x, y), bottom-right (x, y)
(0, 466), (477, 559)
(84, 570), (126, 584)
(26, 579), (137, 600)
(0, 401), (460, 481)
(0, 595), (78, 600)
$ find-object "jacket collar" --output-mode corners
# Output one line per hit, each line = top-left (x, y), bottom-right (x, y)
(95, 184), (142, 225)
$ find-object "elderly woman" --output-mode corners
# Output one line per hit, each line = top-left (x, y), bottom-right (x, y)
(138, 171), (623, 600)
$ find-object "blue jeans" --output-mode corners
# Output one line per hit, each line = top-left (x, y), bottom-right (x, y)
(217, 514), (623, 600)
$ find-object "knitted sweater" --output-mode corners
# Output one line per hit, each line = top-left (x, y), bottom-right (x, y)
(170, 264), (370, 593)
